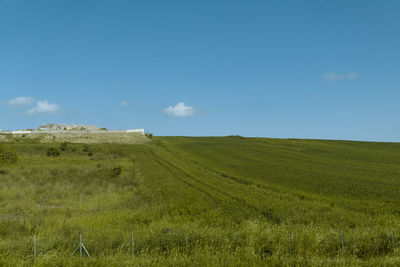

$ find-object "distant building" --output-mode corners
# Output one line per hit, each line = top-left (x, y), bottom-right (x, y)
(12, 130), (32, 134)
(38, 124), (100, 131)
(126, 129), (145, 135)
(7, 124), (146, 135)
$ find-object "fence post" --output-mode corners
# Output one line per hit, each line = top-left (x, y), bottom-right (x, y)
(236, 232), (238, 243)
(289, 232), (292, 255)
(132, 233), (135, 256)
(185, 233), (188, 247)
(72, 234), (90, 257)
(393, 230), (395, 248)
(341, 231), (344, 251)
(80, 234), (82, 257)
(33, 235), (37, 260)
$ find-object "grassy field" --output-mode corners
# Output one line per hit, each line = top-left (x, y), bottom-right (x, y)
(1, 136), (400, 266)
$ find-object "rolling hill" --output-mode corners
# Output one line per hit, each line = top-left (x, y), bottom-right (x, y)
(1, 136), (400, 266)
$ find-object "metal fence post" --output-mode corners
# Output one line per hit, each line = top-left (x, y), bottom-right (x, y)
(72, 234), (90, 257)
(34, 235), (37, 260)
(132, 233), (135, 256)
(341, 231), (344, 251)
(393, 230), (395, 248)
(80, 234), (82, 257)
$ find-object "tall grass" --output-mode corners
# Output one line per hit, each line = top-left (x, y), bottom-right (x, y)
(1, 137), (400, 266)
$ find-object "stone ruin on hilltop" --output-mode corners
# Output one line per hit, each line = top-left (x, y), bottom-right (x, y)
(38, 124), (101, 131)
(0, 124), (146, 135)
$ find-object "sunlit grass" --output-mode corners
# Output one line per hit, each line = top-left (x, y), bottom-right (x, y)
(1, 137), (400, 265)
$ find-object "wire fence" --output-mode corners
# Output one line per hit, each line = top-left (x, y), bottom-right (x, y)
(24, 229), (398, 260)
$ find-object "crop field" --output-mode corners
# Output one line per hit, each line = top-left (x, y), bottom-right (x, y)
(1, 136), (400, 266)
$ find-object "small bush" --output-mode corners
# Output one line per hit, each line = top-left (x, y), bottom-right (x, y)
(47, 147), (61, 157)
(59, 142), (69, 151)
(256, 243), (274, 258)
(375, 233), (392, 255)
(111, 166), (122, 177)
(145, 132), (153, 139)
(0, 144), (18, 165)
(82, 144), (90, 152)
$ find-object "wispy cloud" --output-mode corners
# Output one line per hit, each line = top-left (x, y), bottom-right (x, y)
(324, 72), (360, 82)
(8, 96), (34, 107)
(164, 102), (195, 117)
(26, 100), (59, 115)
(347, 72), (359, 79)
(120, 101), (129, 107)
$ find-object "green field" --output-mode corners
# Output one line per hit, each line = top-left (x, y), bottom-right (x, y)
(1, 136), (400, 266)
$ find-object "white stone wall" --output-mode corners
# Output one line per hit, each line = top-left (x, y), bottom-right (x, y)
(126, 129), (145, 135)
(11, 130), (32, 134)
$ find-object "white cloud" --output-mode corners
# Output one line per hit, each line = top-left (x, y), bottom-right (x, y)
(26, 100), (59, 115)
(120, 101), (129, 107)
(324, 72), (359, 82)
(8, 96), (34, 107)
(324, 72), (343, 81)
(164, 102), (195, 117)
(347, 72), (359, 79)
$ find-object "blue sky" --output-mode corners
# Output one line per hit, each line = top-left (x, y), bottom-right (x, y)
(1, 0), (399, 141)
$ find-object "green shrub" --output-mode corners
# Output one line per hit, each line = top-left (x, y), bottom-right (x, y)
(82, 144), (90, 152)
(0, 144), (18, 165)
(111, 166), (122, 177)
(47, 147), (61, 157)
(59, 142), (69, 151)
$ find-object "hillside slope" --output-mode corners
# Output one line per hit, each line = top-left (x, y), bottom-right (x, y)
(1, 137), (400, 266)
(0, 132), (150, 144)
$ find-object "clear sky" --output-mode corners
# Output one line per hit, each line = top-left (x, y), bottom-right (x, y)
(1, 0), (399, 141)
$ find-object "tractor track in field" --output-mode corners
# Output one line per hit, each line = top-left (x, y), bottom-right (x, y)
(146, 148), (282, 224)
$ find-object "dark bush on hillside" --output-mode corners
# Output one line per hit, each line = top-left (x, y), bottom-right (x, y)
(145, 132), (153, 139)
(256, 243), (274, 258)
(47, 147), (61, 157)
(59, 142), (69, 151)
(82, 143), (94, 156)
(0, 144), (18, 165)
(111, 166), (122, 177)
(82, 144), (90, 152)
